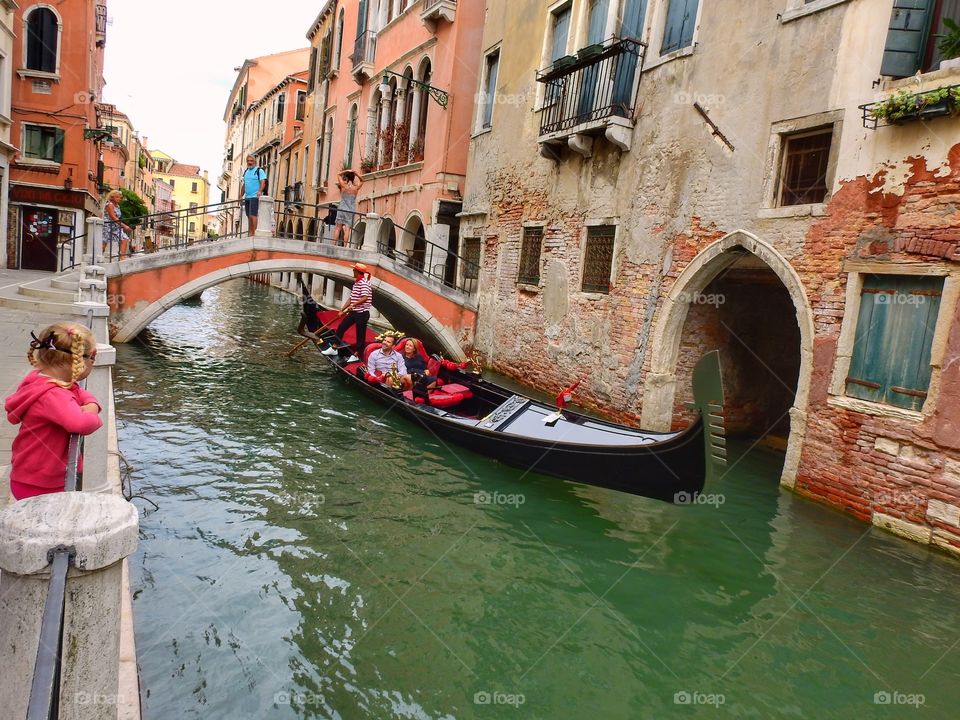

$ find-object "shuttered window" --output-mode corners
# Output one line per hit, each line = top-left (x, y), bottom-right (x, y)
(581, 226), (615, 293)
(880, 0), (936, 78)
(26, 8), (58, 73)
(517, 227), (543, 285)
(846, 274), (944, 411)
(307, 46), (318, 93)
(661, 0), (699, 55)
(24, 125), (64, 162)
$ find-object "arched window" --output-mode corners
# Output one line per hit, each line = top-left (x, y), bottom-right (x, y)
(346, 104), (358, 169)
(26, 7), (59, 73)
(416, 60), (431, 160)
(335, 9), (345, 69)
(323, 116), (335, 183)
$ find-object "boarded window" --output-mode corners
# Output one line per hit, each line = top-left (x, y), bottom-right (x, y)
(517, 227), (543, 285)
(778, 128), (832, 206)
(581, 226), (615, 293)
(846, 274), (944, 411)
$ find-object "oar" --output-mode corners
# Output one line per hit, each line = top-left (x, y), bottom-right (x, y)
(286, 310), (345, 357)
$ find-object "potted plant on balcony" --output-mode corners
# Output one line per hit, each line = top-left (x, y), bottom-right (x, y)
(360, 154), (377, 174)
(577, 43), (603, 61)
(553, 54), (576, 72)
(378, 126), (395, 170)
(869, 86), (960, 124)
(409, 135), (425, 163)
(393, 122), (410, 165)
(940, 18), (960, 71)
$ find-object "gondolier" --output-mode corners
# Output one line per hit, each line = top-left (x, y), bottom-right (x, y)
(322, 262), (372, 362)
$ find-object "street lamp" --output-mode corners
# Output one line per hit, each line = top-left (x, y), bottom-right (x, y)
(381, 70), (449, 108)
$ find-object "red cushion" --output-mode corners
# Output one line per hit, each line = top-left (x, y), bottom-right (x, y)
(363, 342), (382, 364)
(439, 383), (471, 395)
(402, 385), (472, 408)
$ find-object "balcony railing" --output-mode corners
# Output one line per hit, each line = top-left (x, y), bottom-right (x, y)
(283, 182), (305, 205)
(351, 30), (377, 72)
(536, 37), (645, 138)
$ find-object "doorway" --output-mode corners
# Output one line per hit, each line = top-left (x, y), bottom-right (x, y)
(20, 206), (58, 271)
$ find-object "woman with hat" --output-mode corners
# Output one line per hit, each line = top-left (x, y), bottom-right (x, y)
(323, 262), (373, 362)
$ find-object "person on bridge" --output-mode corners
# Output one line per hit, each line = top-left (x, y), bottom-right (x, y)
(322, 262), (372, 363)
(104, 190), (132, 260)
(333, 169), (363, 247)
(241, 155), (267, 237)
(5, 321), (102, 500)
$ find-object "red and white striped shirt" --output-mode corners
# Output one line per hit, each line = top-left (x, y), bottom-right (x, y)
(349, 276), (373, 312)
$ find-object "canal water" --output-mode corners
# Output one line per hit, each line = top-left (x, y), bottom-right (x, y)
(117, 279), (960, 719)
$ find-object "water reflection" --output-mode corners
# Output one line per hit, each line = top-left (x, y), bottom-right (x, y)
(120, 281), (960, 719)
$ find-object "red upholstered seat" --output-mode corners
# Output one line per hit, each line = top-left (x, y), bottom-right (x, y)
(363, 342), (382, 364)
(402, 382), (473, 408)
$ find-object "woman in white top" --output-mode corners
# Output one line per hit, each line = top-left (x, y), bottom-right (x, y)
(103, 190), (132, 260)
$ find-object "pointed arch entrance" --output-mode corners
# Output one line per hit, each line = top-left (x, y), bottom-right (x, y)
(641, 231), (814, 487)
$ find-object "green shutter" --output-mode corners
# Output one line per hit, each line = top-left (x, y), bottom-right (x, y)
(846, 274), (944, 410)
(662, 0), (698, 55)
(880, 0), (935, 78)
(53, 128), (64, 163)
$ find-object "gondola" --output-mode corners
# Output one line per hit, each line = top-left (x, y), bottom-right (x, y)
(309, 310), (726, 503)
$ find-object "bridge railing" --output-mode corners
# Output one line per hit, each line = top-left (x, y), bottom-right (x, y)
(60, 199), (245, 270)
(274, 199), (480, 295)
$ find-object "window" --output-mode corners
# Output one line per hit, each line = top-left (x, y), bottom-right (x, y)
(188, 221), (196, 232)
(26, 7), (58, 73)
(463, 237), (481, 292)
(581, 225), (615, 293)
(277, 93), (285, 122)
(846, 274), (944, 410)
(308, 46), (318, 93)
(517, 227), (543, 285)
(481, 49), (500, 129)
(346, 104), (358, 168)
(324, 116), (334, 183)
(23, 124), (64, 162)
(661, 0), (699, 55)
(880, 0), (960, 78)
(296, 91), (307, 121)
(314, 137), (323, 187)
(335, 9), (345, 69)
(550, 4), (571, 62)
(777, 128), (832, 206)
(191, 182), (198, 193)
(169, 179), (175, 188)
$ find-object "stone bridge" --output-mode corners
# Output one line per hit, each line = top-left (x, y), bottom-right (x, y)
(104, 225), (478, 357)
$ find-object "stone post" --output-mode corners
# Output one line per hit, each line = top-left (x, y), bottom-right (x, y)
(311, 274), (323, 300)
(377, 88), (393, 166)
(362, 213), (381, 253)
(255, 196), (275, 238)
(0, 492), (139, 720)
(323, 278), (336, 307)
(83, 217), (104, 268)
(75, 266), (115, 495)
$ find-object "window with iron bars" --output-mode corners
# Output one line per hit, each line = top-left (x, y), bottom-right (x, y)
(581, 225), (615, 293)
(517, 227), (543, 285)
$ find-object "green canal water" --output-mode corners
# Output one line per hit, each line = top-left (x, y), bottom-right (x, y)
(117, 279), (960, 719)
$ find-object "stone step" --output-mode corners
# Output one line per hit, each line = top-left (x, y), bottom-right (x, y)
(17, 283), (77, 302)
(51, 273), (82, 290)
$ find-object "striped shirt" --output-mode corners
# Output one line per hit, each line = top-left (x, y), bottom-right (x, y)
(349, 276), (373, 312)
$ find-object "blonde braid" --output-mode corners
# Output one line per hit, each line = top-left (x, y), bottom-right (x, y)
(70, 330), (86, 383)
(27, 345), (39, 368)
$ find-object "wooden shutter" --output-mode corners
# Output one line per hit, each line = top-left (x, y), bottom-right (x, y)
(880, 0), (935, 78)
(846, 275), (943, 410)
(620, 0), (647, 40)
(662, 0), (698, 55)
(308, 47), (318, 93)
(52, 128), (64, 163)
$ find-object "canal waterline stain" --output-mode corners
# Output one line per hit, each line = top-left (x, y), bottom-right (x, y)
(118, 280), (960, 719)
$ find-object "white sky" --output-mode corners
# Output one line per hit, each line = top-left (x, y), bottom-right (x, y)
(102, 0), (318, 197)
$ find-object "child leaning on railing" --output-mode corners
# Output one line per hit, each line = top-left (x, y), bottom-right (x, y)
(4, 322), (102, 500)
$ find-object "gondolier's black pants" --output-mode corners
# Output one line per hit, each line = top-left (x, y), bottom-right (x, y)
(336, 310), (370, 357)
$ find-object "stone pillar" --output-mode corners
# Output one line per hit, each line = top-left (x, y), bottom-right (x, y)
(311, 274), (323, 300)
(75, 267), (115, 495)
(340, 286), (351, 306)
(255, 196), (275, 238)
(324, 278), (336, 307)
(83, 217), (104, 268)
(362, 213), (382, 253)
(393, 87), (407, 165)
(408, 86), (423, 157)
(377, 88), (393, 166)
(0, 492), (139, 720)
(365, 108), (378, 163)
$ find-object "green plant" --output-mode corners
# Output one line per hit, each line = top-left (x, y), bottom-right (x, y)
(869, 86), (959, 123)
(409, 135), (425, 162)
(360, 154), (377, 173)
(939, 17), (960, 61)
(119, 187), (149, 227)
(138, 153), (147, 170)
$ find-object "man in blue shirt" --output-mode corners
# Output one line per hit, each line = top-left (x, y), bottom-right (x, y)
(241, 155), (267, 237)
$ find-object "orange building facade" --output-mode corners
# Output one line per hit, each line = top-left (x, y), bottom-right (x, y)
(7, 0), (108, 270)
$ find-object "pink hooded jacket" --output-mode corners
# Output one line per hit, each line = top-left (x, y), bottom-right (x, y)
(5, 370), (102, 494)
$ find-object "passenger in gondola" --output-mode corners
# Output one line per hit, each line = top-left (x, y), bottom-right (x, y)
(363, 332), (407, 386)
(297, 294), (323, 340)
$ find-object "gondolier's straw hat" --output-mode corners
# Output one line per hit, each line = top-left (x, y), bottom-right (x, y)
(352, 262), (369, 275)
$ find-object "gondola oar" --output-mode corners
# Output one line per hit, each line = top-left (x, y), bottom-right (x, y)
(286, 310), (345, 357)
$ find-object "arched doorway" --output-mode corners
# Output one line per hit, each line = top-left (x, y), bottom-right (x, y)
(403, 216), (426, 273)
(295, 218), (304, 241)
(306, 218), (317, 242)
(379, 217), (396, 255)
(641, 231), (814, 487)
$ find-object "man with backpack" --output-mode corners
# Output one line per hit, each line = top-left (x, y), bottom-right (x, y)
(241, 155), (267, 237)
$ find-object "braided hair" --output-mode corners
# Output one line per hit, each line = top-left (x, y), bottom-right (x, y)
(27, 322), (96, 386)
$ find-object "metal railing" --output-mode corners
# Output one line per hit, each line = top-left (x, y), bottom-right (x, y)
(351, 30), (377, 71)
(283, 182), (304, 205)
(536, 37), (645, 137)
(60, 199), (245, 270)
(423, 0), (457, 10)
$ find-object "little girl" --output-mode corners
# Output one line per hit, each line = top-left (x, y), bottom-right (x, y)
(5, 321), (102, 500)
